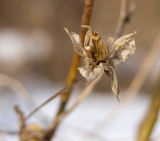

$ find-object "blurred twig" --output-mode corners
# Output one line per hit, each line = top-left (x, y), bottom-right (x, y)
(137, 78), (160, 141)
(44, 0), (95, 140)
(115, 0), (136, 38)
(0, 73), (35, 110)
(123, 33), (160, 97)
(14, 105), (26, 134)
(25, 87), (69, 120)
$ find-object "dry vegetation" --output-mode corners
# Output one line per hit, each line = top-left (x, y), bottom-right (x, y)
(0, 0), (159, 141)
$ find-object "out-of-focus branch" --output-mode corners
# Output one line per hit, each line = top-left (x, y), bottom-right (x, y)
(0, 74), (35, 111)
(123, 34), (160, 97)
(14, 105), (26, 134)
(44, 0), (95, 140)
(115, 0), (136, 38)
(0, 129), (18, 135)
(0, 73), (49, 123)
(137, 78), (160, 141)
(25, 87), (69, 120)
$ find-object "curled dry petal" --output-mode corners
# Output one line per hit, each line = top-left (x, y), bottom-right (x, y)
(81, 25), (92, 47)
(110, 32), (136, 65)
(78, 63), (104, 82)
(104, 64), (120, 100)
(109, 66), (120, 97)
(64, 28), (86, 57)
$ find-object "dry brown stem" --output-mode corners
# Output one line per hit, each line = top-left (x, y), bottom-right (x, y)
(44, 0), (95, 140)
(137, 78), (160, 141)
(115, 0), (136, 38)
(25, 87), (69, 120)
(14, 106), (26, 134)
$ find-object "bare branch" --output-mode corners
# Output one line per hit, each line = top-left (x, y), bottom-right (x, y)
(0, 129), (18, 135)
(137, 78), (160, 141)
(115, 0), (136, 38)
(45, 0), (95, 140)
(14, 105), (25, 133)
(25, 87), (69, 120)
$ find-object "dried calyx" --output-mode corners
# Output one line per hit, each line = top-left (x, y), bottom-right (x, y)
(64, 25), (136, 100)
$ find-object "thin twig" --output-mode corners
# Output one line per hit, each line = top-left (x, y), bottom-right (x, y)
(115, 0), (136, 38)
(0, 129), (18, 135)
(45, 72), (103, 140)
(44, 0), (95, 140)
(25, 78), (85, 120)
(14, 105), (25, 133)
(0, 73), (49, 124)
(137, 78), (160, 141)
(25, 87), (69, 120)
(0, 73), (35, 111)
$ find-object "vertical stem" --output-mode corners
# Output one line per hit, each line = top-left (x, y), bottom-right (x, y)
(44, 0), (94, 140)
(137, 78), (160, 141)
(115, 0), (136, 38)
(14, 106), (25, 135)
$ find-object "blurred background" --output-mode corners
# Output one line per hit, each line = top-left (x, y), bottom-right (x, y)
(0, 0), (160, 141)
(0, 0), (159, 89)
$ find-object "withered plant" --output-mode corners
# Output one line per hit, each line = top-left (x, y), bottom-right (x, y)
(1, 0), (160, 141)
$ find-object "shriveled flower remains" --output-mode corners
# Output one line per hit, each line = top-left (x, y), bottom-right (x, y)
(64, 25), (136, 100)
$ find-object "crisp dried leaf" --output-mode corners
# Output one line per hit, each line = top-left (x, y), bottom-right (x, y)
(104, 64), (120, 98)
(81, 25), (92, 47)
(110, 32), (136, 65)
(110, 67), (120, 96)
(78, 63), (104, 82)
(64, 28), (85, 56)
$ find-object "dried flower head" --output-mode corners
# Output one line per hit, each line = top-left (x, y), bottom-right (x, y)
(64, 25), (136, 100)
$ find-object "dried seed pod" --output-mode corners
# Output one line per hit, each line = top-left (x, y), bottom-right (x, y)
(65, 26), (136, 100)
(83, 25), (108, 61)
(20, 123), (45, 141)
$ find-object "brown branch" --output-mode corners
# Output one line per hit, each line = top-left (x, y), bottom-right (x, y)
(14, 105), (26, 133)
(137, 78), (160, 141)
(44, 0), (95, 140)
(25, 87), (69, 120)
(115, 0), (136, 38)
